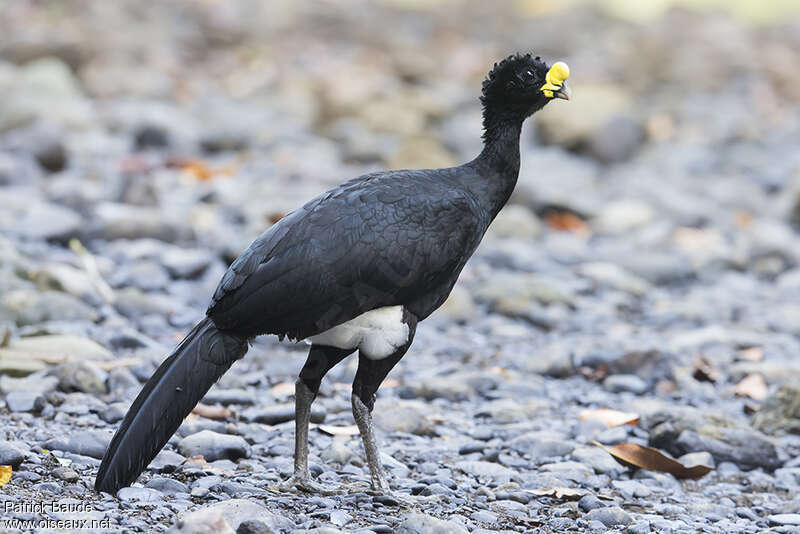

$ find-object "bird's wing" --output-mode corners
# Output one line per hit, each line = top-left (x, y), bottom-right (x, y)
(207, 170), (483, 339)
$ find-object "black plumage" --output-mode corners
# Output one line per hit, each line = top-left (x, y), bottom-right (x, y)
(95, 53), (570, 495)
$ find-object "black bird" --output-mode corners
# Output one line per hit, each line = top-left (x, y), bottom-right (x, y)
(95, 53), (571, 495)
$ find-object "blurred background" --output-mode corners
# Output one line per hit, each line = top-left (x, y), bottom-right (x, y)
(1, 1), (800, 531)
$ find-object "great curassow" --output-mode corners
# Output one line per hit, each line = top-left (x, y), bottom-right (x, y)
(95, 53), (571, 496)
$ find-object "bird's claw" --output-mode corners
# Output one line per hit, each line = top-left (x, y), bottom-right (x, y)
(279, 474), (339, 495)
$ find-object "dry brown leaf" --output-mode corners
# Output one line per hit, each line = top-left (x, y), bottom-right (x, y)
(738, 347), (764, 362)
(527, 487), (586, 500)
(178, 160), (234, 181)
(544, 211), (588, 233)
(0, 465), (11, 487)
(692, 356), (718, 383)
(579, 408), (639, 428)
(735, 374), (768, 400)
(192, 403), (231, 420)
(267, 212), (286, 224)
(317, 424), (360, 436)
(594, 441), (713, 480)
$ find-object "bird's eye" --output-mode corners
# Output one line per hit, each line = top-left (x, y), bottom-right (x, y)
(524, 70), (537, 81)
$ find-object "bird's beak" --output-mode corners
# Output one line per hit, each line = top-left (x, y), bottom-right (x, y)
(541, 61), (571, 101)
(551, 83), (571, 100)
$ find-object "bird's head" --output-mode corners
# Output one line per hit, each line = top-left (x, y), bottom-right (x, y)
(480, 53), (571, 122)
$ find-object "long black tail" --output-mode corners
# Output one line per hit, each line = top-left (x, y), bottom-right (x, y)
(95, 317), (248, 493)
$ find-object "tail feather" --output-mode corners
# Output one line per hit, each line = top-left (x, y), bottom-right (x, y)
(95, 317), (247, 493)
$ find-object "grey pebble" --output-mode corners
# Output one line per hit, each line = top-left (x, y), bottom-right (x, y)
(177, 430), (251, 462)
(5, 391), (43, 412)
(585, 506), (632, 527)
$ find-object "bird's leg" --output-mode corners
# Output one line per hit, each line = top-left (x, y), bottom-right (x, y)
(351, 313), (417, 495)
(280, 344), (352, 494)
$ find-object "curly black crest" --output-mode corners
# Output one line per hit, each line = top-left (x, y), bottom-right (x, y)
(480, 53), (549, 107)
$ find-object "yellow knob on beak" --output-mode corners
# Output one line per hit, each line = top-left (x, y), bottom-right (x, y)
(541, 61), (571, 100)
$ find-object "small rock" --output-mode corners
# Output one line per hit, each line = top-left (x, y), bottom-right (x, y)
(455, 461), (517, 483)
(603, 374), (648, 394)
(595, 200), (655, 234)
(177, 430), (251, 462)
(161, 248), (214, 279)
(330, 510), (353, 527)
(396, 513), (468, 534)
(571, 446), (625, 475)
(487, 205), (542, 240)
(373, 399), (435, 436)
(435, 285), (478, 322)
(585, 506), (632, 527)
(43, 430), (111, 459)
(579, 494), (605, 512)
(1, 291), (97, 325)
(236, 520), (277, 534)
(320, 438), (355, 465)
(145, 477), (190, 495)
(5, 391), (43, 412)
(587, 115), (645, 164)
(769, 514), (800, 526)
(0, 441), (27, 467)
(94, 202), (188, 242)
(134, 124), (171, 150)
(171, 499), (293, 534)
(508, 432), (575, 458)
(100, 403), (128, 424)
(117, 486), (163, 502)
(57, 361), (108, 394)
(753, 385), (800, 435)
(52, 466), (79, 482)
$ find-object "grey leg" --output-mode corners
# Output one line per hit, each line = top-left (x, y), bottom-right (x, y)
(351, 310), (417, 494)
(352, 391), (390, 492)
(280, 345), (352, 494)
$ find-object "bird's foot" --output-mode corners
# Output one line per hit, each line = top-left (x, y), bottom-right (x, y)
(279, 474), (338, 495)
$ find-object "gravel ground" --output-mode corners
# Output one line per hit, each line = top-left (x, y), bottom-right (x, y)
(1, 1), (800, 533)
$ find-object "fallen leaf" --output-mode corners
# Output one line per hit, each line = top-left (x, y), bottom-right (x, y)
(738, 347), (764, 362)
(593, 441), (713, 480)
(527, 487), (586, 500)
(579, 409), (639, 428)
(692, 356), (718, 383)
(192, 403), (231, 420)
(0, 466), (11, 487)
(544, 211), (589, 233)
(175, 160), (234, 181)
(317, 424), (360, 436)
(267, 212), (286, 224)
(735, 374), (768, 400)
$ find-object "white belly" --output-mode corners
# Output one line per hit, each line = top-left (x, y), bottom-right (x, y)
(307, 305), (409, 360)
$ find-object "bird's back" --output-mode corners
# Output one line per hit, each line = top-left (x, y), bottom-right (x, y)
(207, 167), (490, 340)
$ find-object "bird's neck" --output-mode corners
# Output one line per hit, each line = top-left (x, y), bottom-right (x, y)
(468, 115), (523, 218)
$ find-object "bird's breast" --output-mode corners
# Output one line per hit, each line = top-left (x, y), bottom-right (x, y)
(307, 305), (409, 359)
